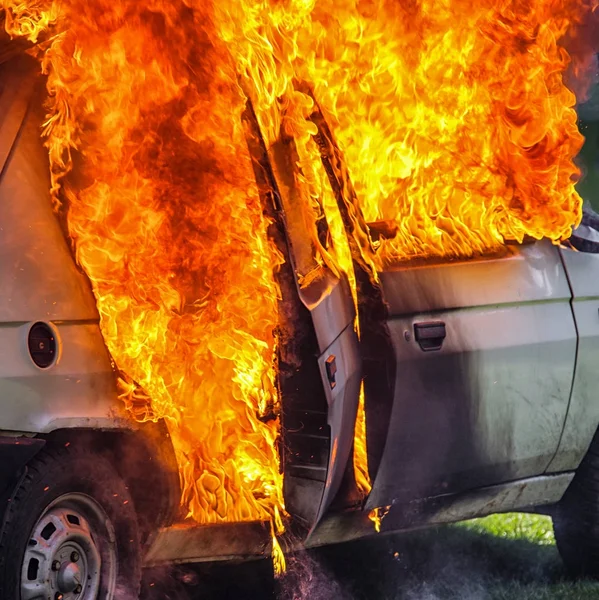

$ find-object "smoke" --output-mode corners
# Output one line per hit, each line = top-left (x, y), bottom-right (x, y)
(565, 3), (599, 105)
(275, 550), (351, 600)
(137, 519), (571, 600)
(141, 565), (200, 600)
(274, 524), (562, 600)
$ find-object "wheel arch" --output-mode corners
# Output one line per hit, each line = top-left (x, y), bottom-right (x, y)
(40, 422), (181, 541)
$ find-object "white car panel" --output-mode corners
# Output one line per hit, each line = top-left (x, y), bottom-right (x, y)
(0, 62), (130, 434)
(0, 322), (129, 433)
(548, 247), (599, 471)
(0, 65), (99, 323)
(379, 241), (571, 314)
(367, 242), (576, 509)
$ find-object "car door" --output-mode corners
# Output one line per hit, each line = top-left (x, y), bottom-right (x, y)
(366, 241), (578, 510)
(548, 245), (599, 472)
(243, 103), (362, 528)
(296, 94), (577, 512)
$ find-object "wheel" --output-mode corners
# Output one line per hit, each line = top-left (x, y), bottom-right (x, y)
(553, 429), (599, 578)
(0, 446), (141, 599)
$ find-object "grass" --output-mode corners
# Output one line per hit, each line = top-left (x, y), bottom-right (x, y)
(462, 512), (556, 545)
(453, 513), (598, 600)
(275, 512), (599, 599)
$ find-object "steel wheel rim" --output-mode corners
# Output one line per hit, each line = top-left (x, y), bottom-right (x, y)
(21, 492), (117, 600)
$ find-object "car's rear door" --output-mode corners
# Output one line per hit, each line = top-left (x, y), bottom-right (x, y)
(366, 242), (577, 509)
(548, 245), (599, 472)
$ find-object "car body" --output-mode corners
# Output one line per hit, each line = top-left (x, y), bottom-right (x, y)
(2, 52), (599, 596)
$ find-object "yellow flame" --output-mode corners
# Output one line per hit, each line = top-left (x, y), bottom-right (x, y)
(2, 0), (285, 527)
(353, 386), (371, 496)
(3, 0), (595, 548)
(271, 522), (287, 576)
(214, 0), (590, 265)
(369, 506), (391, 534)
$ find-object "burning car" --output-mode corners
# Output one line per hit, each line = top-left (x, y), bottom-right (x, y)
(1, 1), (599, 598)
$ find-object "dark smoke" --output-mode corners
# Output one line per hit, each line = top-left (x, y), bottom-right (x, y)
(138, 522), (588, 600)
(565, 3), (599, 104)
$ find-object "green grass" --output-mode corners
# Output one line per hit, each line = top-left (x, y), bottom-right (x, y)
(462, 512), (555, 546)
(437, 513), (599, 600)
(304, 513), (599, 599)
(146, 512), (599, 598)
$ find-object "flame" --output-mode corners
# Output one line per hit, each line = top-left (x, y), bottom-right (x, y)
(353, 386), (371, 496)
(369, 505), (391, 533)
(2, 0), (284, 526)
(271, 518), (287, 577)
(3, 0), (596, 546)
(214, 0), (595, 265)
(211, 0), (594, 527)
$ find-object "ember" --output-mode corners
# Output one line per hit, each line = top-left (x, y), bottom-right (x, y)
(1, 0), (595, 552)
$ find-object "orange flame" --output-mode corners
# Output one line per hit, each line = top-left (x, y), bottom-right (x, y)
(2, 0), (284, 526)
(369, 505), (391, 533)
(212, 0), (595, 515)
(2, 0), (596, 540)
(271, 517), (287, 577)
(354, 386), (371, 496)
(215, 0), (594, 265)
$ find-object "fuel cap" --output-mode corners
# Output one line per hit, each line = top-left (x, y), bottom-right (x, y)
(28, 322), (57, 368)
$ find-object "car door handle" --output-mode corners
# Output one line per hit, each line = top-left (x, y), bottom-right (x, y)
(414, 321), (446, 352)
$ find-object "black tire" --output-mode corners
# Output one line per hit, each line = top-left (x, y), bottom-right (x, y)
(0, 446), (141, 599)
(553, 429), (599, 578)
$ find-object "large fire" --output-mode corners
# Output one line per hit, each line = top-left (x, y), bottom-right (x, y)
(218, 0), (594, 266)
(1, 0), (595, 548)
(2, 1), (286, 531)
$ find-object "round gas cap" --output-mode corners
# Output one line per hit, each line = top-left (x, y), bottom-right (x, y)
(28, 322), (57, 368)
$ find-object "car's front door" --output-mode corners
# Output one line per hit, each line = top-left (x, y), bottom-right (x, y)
(243, 103), (363, 529)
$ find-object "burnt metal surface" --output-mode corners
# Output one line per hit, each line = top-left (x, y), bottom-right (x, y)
(377, 473), (573, 535)
(548, 247), (599, 471)
(369, 241), (576, 511)
(568, 208), (599, 253)
(244, 99), (366, 530)
(144, 472), (573, 564)
(314, 322), (362, 526)
(267, 130), (362, 527)
(242, 104), (329, 528)
(144, 521), (271, 566)
(308, 472), (573, 549)
(304, 87), (397, 484)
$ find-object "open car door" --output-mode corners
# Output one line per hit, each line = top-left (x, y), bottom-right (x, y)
(243, 103), (363, 530)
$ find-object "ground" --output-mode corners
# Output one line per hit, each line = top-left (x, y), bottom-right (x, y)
(142, 512), (599, 599)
